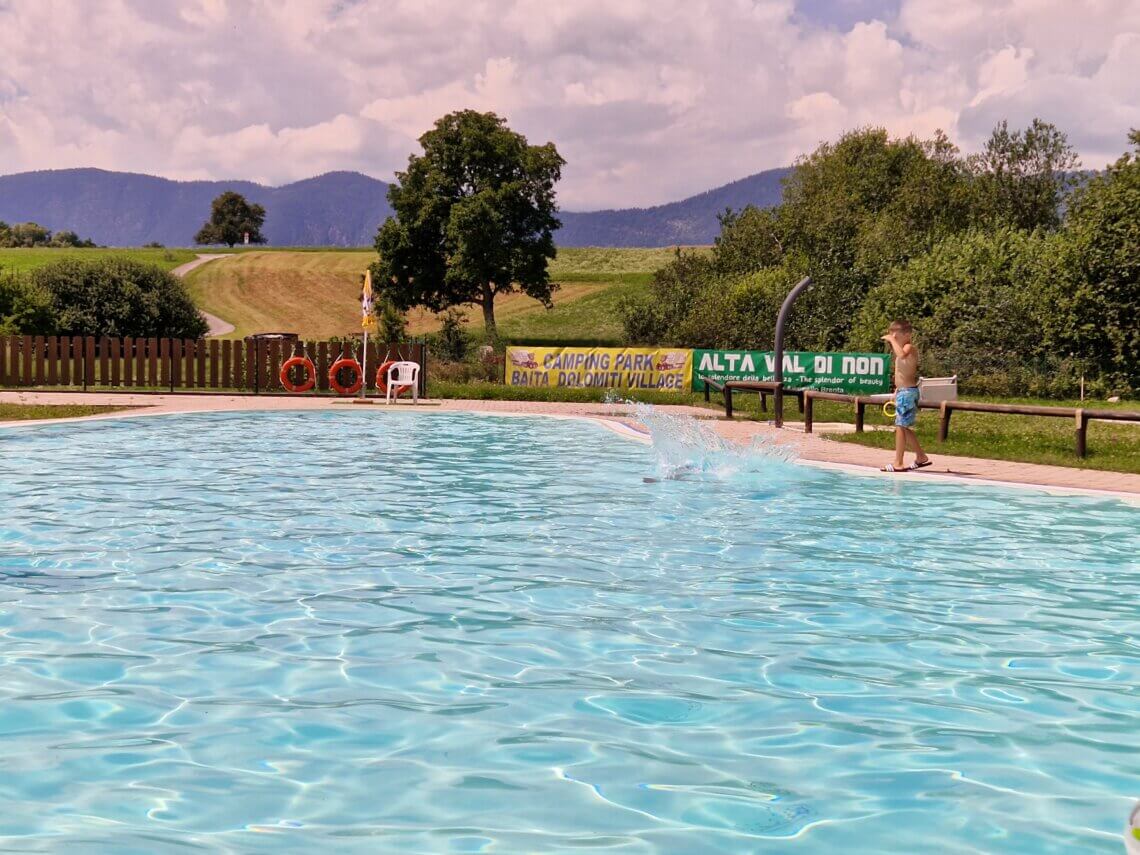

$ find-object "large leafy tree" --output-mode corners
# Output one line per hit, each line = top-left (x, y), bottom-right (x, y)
(768, 128), (973, 348)
(1045, 130), (1140, 391)
(195, 191), (267, 247)
(373, 110), (565, 337)
(967, 118), (1079, 232)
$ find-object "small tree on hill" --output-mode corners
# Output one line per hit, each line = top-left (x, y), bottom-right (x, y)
(373, 110), (565, 338)
(195, 191), (267, 247)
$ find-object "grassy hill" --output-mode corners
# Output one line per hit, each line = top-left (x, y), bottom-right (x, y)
(184, 247), (687, 343)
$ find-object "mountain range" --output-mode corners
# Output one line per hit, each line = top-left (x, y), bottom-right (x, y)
(0, 166), (790, 248)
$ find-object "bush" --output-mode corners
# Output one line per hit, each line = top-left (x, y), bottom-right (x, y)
(430, 308), (469, 361)
(429, 359), (501, 384)
(378, 300), (408, 343)
(29, 257), (208, 338)
(619, 249), (715, 344)
(850, 228), (1051, 377)
(0, 272), (55, 335)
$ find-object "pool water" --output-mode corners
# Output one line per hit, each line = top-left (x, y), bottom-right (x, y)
(1, 410), (1138, 853)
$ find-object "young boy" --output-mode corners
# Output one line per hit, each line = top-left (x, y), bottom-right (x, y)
(880, 320), (932, 472)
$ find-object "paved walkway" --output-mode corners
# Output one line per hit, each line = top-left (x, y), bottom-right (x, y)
(3, 391), (1137, 499)
(171, 254), (233, 337)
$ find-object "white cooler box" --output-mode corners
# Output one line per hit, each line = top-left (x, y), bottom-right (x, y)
(918, 375), (958, 403)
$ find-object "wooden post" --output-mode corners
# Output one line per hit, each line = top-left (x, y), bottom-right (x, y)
(99, 336), (110, 386)
(10, 336), (22, 385)
(759, 392), (767, 413)
(123, 337), (134, 387)
(163, 339), (173, 389)
(32, 335), (46, 385)
(58, 336), (70, 386)
(197, 339), (207, 387)
(267, 339), (281, 392)
(703, 379), (710, 402)
(243, 342), (255, 394)
(109, 337), (121, 387)
(84, 337), (95, 388)
(171, 339), (183, 389)
(229, 339), (242, 388)
(804, 393), (814, 434)
(209, 340), (219, 388)
(183, 339), (195, 388)
(855, 399), (865, 433)
(148, 338), (159, 387)
(46, 336), (58, 386)
(1075, 409), (1087, 458)
(317, 341), (329, 392)
(21, 335), (33, 386)
(133, 337), (144, 387)
(724, 384), (734, 419)
(796, 391), (804, 414)
(939, 401), (951, 442)
(221, 340), (231, 388)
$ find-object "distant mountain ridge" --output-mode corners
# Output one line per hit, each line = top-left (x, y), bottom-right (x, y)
(0, 166), (790, 248)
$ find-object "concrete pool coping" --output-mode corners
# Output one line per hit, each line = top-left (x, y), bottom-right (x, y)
(2, 390), (1138, 502)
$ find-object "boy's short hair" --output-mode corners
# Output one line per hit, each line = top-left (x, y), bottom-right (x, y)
(889, 319), (913, 334)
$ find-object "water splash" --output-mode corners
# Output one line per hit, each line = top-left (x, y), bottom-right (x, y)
(605, 394), (800, 482)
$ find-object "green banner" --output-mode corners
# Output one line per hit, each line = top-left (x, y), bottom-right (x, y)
(692, 350), (891, 394)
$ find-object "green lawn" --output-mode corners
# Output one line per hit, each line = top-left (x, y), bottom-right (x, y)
(0, 403), (134, 421)
(481, 280), (649, 346)
(548, 246), (697, 279)
(0, 247), (199, 273)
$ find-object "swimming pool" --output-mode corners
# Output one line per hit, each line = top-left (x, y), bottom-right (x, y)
(1, 410), (1137, 853)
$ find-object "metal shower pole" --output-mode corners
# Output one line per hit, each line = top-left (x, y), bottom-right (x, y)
(772, 276), (812, 428)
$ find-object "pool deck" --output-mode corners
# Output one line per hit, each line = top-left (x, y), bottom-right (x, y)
(2, 391), (1138, 499)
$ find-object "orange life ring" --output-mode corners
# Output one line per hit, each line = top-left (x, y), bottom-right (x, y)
(279, 356), (316, 393)
(329, 357), (364, 395)
(376, 360), (413, 397)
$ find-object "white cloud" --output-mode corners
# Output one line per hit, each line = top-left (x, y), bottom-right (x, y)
(0, 0), (1136, 209)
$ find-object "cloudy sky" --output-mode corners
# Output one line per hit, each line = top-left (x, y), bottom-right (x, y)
(1, 0), (1137, 209)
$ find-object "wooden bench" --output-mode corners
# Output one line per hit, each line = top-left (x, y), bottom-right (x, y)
(699, 376), (804, 419)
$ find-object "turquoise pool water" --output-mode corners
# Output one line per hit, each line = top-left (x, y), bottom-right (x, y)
(1, 410), (1138, 853)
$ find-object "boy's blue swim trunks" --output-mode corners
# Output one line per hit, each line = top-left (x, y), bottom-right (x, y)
(894, 386), (919, 427)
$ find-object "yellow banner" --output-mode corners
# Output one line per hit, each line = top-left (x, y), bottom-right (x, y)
(506, 346), (692, 391)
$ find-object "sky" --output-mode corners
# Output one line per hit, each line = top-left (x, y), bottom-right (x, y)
(0, 0), (1137, 210)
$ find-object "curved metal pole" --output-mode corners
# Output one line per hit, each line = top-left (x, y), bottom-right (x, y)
(773, 276), (812, 427)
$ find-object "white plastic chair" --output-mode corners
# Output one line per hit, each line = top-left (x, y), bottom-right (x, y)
(386, 361), (421, 404)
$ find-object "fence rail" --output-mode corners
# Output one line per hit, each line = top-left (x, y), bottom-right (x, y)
(0, 336), (426, 396)
(801, 390), (1140, 458)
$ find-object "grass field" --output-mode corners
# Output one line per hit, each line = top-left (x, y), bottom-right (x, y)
(184, 247), (673, 341)
(0, 247), (198, 273)
(0, 403), (133, 422)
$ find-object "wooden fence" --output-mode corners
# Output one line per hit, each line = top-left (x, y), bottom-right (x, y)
(800, 389), (1140, 459)
(0, 335), (426, 396)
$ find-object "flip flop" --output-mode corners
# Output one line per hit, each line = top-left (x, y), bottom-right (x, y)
(880, 464), (906, 472)
(909, 460), (933, 471)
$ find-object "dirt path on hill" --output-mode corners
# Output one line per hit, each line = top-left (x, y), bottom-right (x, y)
(172, 254), (233, 337)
